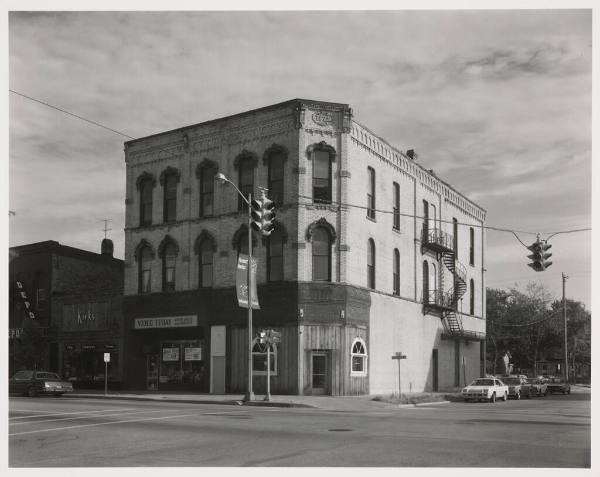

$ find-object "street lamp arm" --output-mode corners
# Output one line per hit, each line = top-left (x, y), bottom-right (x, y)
(215, 173), (249, 205)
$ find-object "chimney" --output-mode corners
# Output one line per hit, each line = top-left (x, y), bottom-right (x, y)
(406, 149), (418, 160)
(101, 238), (114, 257)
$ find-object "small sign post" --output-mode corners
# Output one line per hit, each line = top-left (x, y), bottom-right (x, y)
(259, 329), (281, 401)
(104, 352), (110, 396)
(392, 352), (407, 399)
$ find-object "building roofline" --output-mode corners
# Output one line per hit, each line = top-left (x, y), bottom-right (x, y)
(124, 98), (350, 147)
(9, 240), (123, 266)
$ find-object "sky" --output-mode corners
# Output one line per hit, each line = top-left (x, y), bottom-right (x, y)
(7, 6), (594, 309)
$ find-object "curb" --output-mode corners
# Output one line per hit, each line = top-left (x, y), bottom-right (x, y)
(397, 400), (451, 408)
(65, 393), (315, 408)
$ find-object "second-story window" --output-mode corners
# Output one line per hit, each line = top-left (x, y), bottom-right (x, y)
(162, 242), (177, 292)
(239, 159), (254, 211)
(422, 260), (429, 304)
(313, 150), (332, 203)
(470, 279), (475, 315)
(393, 248), (400, 296)
(268, 152), (285, 206)
(199, 239), (214, 288)
(393, 182), (400, 230)
(367, 238), (376, 289)
(422, 200), (429, 241)
(267, 228), (284, 282)
(469, 227), (475, 266)
(367, 167), (376, 220)
(312, 227), (331, 281)
(199, 165), (216, 217)
(139, 246), (153, 294)
(140, 178), (154, 226)
(163, 173), (178, 223)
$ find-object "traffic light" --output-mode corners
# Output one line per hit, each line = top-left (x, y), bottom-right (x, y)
(527, 238), (553, 272)
(250, 190), (276, 236)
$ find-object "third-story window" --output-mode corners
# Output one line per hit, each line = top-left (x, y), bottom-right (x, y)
(422, 200), (429, 241)
(367, 167), (376, 219)
(163, 174), (178, 222)
(238, 159), (254, 211)
(140, 178), (153, 226)
(469, 227), (475, 266)
(199, 166), (216, 217)
(268, 153), (284, 206)
(139, 247), (153, 294)
(199, 239), (213, 288)
(267, 228), (284, 282)
(393, 248), (400, 296)
(162, 243), (177, 292)
(312, 227), (331, 281)
(313, 150), (332, 203)
(393, 182), (400, 230)
(367, 238), (376, 289)
(470, 279), (475, 315)
(422, 260), (429, 303)
(453, 218), (458, 254)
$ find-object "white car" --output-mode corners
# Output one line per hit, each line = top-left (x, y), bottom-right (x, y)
(462, 377), (509, 403)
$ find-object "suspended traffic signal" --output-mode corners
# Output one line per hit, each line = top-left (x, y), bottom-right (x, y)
(250, 190), (276, 236)
(527, 238), (552, 272)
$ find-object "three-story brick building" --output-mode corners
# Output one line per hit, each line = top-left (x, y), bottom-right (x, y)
(122, 99), (486, 395)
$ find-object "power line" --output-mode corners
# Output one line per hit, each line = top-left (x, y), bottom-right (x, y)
(10, 89), (135, 140)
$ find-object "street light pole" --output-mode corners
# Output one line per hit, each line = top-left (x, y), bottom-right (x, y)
(215, 173), (254, 402)
(562, 273), (569, 383)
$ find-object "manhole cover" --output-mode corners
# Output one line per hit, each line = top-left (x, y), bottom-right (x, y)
(328, 428), (353, 432)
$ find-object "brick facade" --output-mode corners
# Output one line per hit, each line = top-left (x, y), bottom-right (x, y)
(123, 98), (486, 395)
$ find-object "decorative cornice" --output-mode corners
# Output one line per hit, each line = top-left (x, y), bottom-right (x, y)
(194, 229), (218, 254)
(306, 141), (337, 162)
(157, 235), (180, 258)
(231, 224), (259, 249)
(306, 217), (337, 244)
(159, 166), (181, 185)
(195, 158), (219, 178)
(262, 143), (289, 165)
(134, 239), (155, 262)
(233, 149), (259, 171)
(135, 171), (157, 190)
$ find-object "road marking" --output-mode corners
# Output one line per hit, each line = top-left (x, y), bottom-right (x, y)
(10, 408), (132, 420)
(9, 413), (197, 436)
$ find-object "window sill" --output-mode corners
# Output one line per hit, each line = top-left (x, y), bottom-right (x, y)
(392, 227), (401, 235)
(366, 216), (376, 223)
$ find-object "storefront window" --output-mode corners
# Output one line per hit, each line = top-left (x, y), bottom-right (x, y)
(159, 340), (205, 388)
(62, 345), (121, 386)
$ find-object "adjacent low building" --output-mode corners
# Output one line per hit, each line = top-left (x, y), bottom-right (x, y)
(122, 98), (486, 395)
(9, 239), (124, 388)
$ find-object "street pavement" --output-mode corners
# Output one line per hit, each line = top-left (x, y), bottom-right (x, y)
(8, 387), (590, 467)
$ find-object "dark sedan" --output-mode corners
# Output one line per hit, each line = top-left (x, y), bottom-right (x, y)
(9, 370), (74, 397)
(546, 377), (571, 395)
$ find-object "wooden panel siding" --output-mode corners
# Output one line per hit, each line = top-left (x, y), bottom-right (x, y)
(301, 324), (368, 396)
(228, 325), (298, 395)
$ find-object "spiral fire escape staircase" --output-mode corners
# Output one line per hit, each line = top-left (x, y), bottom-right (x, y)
(421, 227), (483, 341)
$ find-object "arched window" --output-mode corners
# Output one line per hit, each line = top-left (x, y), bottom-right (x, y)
(309, 142), (335, 203)
(198, 163), (217, 217)
(266, 147), (285, 206)
(139, 177), (154, 226)
(161, 170), (179, 223)
(367, 167), (376, 219)
(367, 238), (376, 289)
(393, 182), (400, 230)
(267, 228), (284, 282)
(470, 227), (475, 266)
(470, 279), (475, 315)
(393, 248), (400, 296)
(422, 260), (429, 304)
(351, 337), (368, 375)
(139, 246), (153, 294)
(312, 227), (332, 281)
(252, 338), (277, 375)
(199, 239), (214, 288)
(162, 242), (178, 292)
(238, 158), (254, 211)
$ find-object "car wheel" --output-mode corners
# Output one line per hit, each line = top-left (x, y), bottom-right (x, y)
(516, 391), (521, 400)
(502, 392), (507, 401)
(567, 389), (571, 395)
(27, 386), (38, 398)
(464, 398), (469, 402)
(562, 390), (566, 395)
(490, 393), (496, 403)
(527, 391), (531, 399)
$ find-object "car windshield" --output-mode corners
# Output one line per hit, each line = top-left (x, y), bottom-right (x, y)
(36, 372), (61, 380)
(471, 379), (494, 386)
(12, 371), (33, 379)
(504, 378), (521, 384)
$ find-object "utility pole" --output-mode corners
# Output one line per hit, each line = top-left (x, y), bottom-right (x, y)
(562, 273), (569, 383)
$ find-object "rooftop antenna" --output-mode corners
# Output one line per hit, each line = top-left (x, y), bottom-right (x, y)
(99, 218), (112, 239)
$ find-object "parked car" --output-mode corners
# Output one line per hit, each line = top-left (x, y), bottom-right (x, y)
(502, 376), (527, 399)
(546, 377), (571, 395)
(9, 370), (74, 397)
(462, 377), (509, 403)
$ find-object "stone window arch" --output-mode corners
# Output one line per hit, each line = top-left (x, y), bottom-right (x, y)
(232, 224), (259, 256)
(159, 166), (181, 223)
(158, 235), (179, 292)
(306, 219), (336, 282)
(195, 159), (219, 217)
(350, 337), (368, 376)
(136, 172), (156, 227)
(263, 144), (288, 206)
(194, 230), (217, 288)
(134, 239), (155, 294)
(307, 141), (336, 203)
(233, 150), (258, 211)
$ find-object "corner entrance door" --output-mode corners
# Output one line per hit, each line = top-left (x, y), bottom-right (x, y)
(311, 353), (328, 395)
(146, 354), (159, 390)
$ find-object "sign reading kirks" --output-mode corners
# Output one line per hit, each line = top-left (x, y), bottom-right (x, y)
(236, 254), (260, 309)
(63, 302), (110, 331)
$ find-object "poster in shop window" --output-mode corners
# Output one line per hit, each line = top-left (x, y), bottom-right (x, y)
(162, 347), (179, 361)
(184, 347), (202, 361)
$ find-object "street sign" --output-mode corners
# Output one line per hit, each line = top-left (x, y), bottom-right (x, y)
(392, 352), (407, 360)
(104, 352), (110, 363)
(391, 352), (407, 399)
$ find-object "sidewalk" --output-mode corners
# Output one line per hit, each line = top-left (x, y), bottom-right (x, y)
(65, 389), (412, 411)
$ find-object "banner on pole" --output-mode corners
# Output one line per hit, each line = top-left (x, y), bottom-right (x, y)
(236, 254), (260, 309)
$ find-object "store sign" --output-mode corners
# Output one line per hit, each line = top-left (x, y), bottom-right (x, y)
(134, 315), (198, 329)
(63, 302), (110, 331)
(184, 347), (202, 361)
(163, 347), (179, 361)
